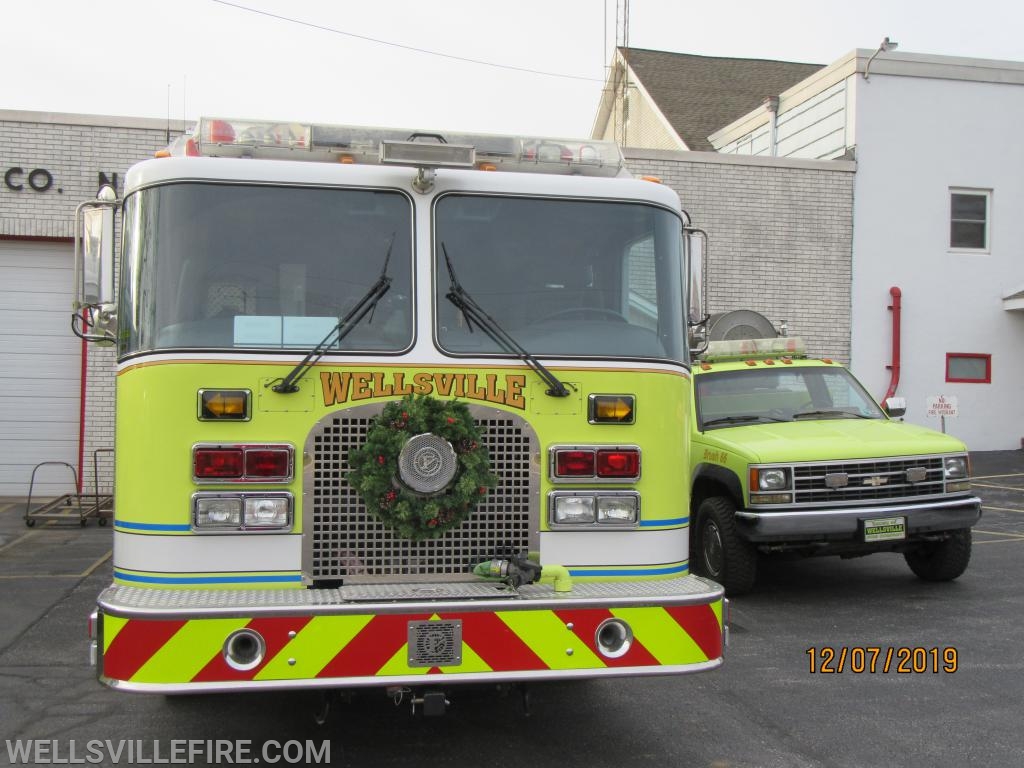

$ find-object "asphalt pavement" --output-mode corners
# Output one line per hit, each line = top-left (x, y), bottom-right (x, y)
(1, 450), (1022, 768)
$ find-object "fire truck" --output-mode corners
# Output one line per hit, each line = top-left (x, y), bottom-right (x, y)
(74, 117), (724, 712)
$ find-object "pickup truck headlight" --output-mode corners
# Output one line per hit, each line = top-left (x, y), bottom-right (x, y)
(753, 467), (791, 491)
(944, 455), (971, 492)
(943, 456), (968, 480)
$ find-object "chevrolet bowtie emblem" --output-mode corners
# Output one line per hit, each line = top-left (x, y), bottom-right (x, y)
(863, 476), (888, 487)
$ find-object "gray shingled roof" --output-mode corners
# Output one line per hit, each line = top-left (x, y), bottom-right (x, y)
(622, 48), (824, 151)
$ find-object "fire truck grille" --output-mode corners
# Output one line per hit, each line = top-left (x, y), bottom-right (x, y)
(791, 456), (947, 505)
(305, 404), (538, 584)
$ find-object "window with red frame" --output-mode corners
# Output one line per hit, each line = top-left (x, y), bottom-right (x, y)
(945, 353), (991, 383)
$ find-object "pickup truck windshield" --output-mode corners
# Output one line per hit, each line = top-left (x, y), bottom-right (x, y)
(696, 366), (886, 430)
(118, 182), (413, 356)
(434, 195), (687, 363)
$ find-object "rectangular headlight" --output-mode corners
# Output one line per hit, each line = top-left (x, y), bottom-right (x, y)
(243, 497), (291, 528)
(944, 456), (969, 480)
(195, 497), (243, 528)
(753, 467), (791, 491)
(597, 495), (639, 524)
(553, 495), (596, 524)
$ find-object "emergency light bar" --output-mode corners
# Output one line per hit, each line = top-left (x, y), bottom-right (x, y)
(701, 337), (807, 362)
(165, 117), (626, 177)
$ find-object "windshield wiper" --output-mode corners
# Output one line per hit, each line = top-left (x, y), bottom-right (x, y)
(443, 243), (571, 398)
(792, 409), (873, 420)
(270, 235), (395, 394)
(702, 414), (789, 427)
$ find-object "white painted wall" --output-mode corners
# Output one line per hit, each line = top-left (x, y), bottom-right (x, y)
(850, 74), (1024, 450)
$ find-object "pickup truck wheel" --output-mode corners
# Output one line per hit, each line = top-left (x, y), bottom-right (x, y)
(903, 529), (972, 581)
(693, 496), (757, 595)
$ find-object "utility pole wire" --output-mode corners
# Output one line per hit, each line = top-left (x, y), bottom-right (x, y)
(211, 0), (605, 83)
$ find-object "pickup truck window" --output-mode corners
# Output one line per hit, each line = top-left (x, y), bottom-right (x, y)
(696, 366), (886, 430)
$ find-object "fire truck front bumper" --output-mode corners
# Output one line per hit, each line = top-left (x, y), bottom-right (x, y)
(91, 576), (725, 694)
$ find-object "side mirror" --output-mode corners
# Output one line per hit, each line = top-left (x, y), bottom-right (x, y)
(73, 186), (119, 343)
(883, 397), (907, 418)
(684, 227), (709, 352)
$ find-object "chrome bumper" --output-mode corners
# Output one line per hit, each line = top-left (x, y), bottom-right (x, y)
(735, 496), (982, 541)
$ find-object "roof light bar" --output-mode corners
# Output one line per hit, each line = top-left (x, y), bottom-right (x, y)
(167, 117), (626, 177)
(702, 337), (807, 362)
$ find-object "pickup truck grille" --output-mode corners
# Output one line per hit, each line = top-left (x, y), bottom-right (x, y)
(791, 456), (947, 505)
(304, 404), (539, 584)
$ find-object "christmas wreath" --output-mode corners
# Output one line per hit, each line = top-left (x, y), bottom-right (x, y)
(347, 395), (497, 540)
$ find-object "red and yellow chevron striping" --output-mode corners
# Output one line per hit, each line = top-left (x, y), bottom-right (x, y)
(100, 603), (723, 688)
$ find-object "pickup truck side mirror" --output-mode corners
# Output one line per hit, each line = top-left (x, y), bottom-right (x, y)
(883, 397), (907, 418)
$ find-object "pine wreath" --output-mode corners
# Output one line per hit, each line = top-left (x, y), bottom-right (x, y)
(347, 395), (497, 540)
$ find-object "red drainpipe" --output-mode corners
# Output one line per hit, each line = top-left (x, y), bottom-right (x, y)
(883, 286), (902, 402)
(77, 309), (89, 494)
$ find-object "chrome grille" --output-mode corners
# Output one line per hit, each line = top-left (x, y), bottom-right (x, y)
(304, 403), (539, 583)
(792, 456), (946, 505)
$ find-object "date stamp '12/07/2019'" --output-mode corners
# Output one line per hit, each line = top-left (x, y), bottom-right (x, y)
(806, 646), (958, 674)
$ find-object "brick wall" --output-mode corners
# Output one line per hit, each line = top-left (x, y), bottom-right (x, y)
(625, 147), (856, 361)
(1, 111), (185, 494)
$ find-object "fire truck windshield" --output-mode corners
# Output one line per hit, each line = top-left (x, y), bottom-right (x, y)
(434, 195), (687, 363)
(118, 182), (414, 355)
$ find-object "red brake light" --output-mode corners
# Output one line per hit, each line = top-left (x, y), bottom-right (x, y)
(555, 450), (596, 477)
(194, 448), (244, 478)
(596, 449), (640, 479)
(244, 449), (290, 479)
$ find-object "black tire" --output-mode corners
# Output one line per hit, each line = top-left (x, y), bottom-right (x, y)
(904, 529), (972, 582)
(692, 496), (758, 595)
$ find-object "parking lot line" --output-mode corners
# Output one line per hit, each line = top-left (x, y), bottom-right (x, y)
(0, 549), (111, 580)
(973, 529), (1024, 544)
(972, 481), (1024, 491)
(981, 505), (1024, 514)
(972, 472), (1024, 480)
(0, 530), (38, 555)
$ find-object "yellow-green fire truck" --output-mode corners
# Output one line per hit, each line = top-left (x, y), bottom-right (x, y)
(73, 117), (725, 710)
(688, 336), (981, 595)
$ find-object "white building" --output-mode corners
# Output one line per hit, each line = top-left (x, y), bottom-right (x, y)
(594, 46), (1024, 450)
(709, 49), (1024, 450)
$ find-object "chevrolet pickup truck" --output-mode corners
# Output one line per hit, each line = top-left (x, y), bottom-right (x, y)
(689, 338), (982, 594)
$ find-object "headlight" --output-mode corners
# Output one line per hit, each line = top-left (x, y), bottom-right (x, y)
(755, 467), (791, 491)
(549, 492), (640, 527)
(195, 497), (243, 528)
(244, 497), (291, 528)
(192, 493), (293, 532)
(553, 495), (596, 524)
(597, 495), (639, 524)
(944, 456), (969, 480)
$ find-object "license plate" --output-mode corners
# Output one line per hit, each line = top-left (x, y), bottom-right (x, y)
(864, 516), (906, 542)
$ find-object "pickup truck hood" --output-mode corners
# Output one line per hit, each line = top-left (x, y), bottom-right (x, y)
(695, 419), (967, 464)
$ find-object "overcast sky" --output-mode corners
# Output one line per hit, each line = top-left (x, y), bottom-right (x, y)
(5, 0), (1023, 138)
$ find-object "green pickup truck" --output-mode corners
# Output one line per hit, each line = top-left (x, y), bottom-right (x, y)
(688, 338), (982, 594)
